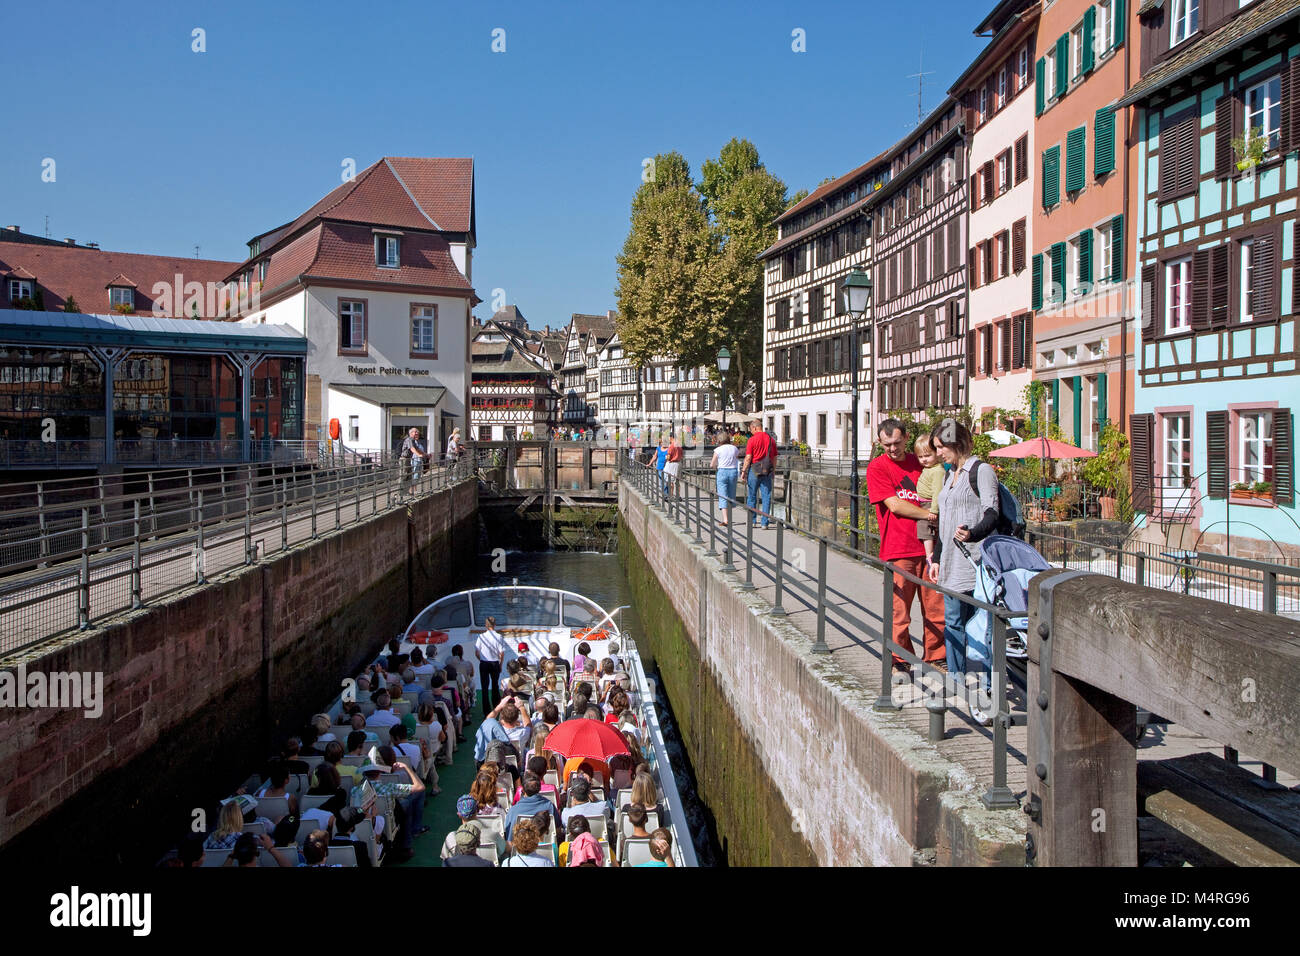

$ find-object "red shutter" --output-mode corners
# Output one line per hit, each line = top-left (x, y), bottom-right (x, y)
(999, 319), (1012, 371)
(970, 246), (980, 288)
(1012, 315), (1024, 369)
(982, 161), (995, 202)
(1130, 413), (1155, 513)
(1210, 243), (1230, 328)
(967, 329), (977, 375)
(1281, 58), (1299, 157)
(1206, 410), (1228, 499)
(1000, 230), (1011, 277)
(1012, 218), (1026, 272)
(1254, 230), (1277, 322)
(1191, 248), (1211, 330)
(1141, 262), (1158, 337)
(1214, 95), (1236, 180)
(971, 174), (980, 210)
(1276, 409), (1294, 507)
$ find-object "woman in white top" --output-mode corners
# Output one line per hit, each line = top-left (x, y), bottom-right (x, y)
(710, 432), (741, 525)
(445, 427), (461, 461)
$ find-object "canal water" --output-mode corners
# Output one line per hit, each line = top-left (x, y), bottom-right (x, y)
(414, 549), (720, 867)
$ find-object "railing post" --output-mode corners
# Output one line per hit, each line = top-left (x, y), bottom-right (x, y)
(78, 508), (90, 630)
(1264, 569), (1277, 615)
(281, 479), (289, 551)
(874, 563), (898, 711)
(721, 508), (736, 573)
(310, 469), (319, 538)
(131, 499), (142, 609)
(195, 489), (206, 584)
(335, 468), (342, 531)
(148, 472), (157, 536)
(705, 484), (719, 557)
(245, 476), (255, 564)
(37, 481), (49, 565)
(811, 539), (829, 653)
(771, 520), (788, 616)
(354, 468), (361, 522)
(1135, 553), (1146, 588)
(982, 613), (1019, 809)
(740, 516), (756, 592)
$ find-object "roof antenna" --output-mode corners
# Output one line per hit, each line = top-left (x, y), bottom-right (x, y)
(194, 244), (201, 258)
(44, 215), (50, 239)
(907, 51), (935, 127)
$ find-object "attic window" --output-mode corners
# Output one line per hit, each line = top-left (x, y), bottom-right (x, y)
(8, 279), (32, 302)
(375, 235), (400, 268)
(110, 286), (135, 310)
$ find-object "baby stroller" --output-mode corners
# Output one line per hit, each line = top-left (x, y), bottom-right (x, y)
(954, 534), (1052, 662)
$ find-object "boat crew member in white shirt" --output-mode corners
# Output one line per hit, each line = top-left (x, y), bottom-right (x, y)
(476, 616), (508, 712)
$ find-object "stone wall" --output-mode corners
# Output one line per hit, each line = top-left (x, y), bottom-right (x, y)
(0, 479), (477, 865)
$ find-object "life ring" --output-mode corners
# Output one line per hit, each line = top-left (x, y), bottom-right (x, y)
(408, 629), (449, 644)
(572, 628), (610, 641)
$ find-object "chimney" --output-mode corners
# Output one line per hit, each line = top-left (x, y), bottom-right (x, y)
(65, 238), (76, 246)
(86, 242), (99, 250)
(5, 225), (18, 232)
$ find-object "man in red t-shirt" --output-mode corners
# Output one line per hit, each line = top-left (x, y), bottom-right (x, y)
(865, 419), (945, 671)
(739, 422), (777, 528)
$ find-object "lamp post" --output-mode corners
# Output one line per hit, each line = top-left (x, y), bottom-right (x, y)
(841, 270), (873, 553)
(716, 347), (732, 433)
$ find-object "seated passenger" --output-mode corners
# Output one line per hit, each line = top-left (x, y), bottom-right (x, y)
(502, 818), (556, 867)
(366, 691), (401, 728)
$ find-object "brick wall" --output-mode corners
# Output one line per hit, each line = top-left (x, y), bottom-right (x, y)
(0, 479), (477, 864)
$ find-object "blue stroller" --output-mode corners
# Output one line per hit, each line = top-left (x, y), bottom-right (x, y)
(955, 534), (1052, 663)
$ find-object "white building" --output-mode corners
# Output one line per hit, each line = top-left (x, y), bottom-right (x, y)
(234, 157), (478, 454)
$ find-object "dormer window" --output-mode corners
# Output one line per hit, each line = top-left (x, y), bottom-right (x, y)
(1171, 0), (1199, 46)
(249, 238), (261, 257)
(110, 287), (134, 311)
(8, 279), (32, 302)
(258, 259), (268, 282)
(376, 235), (400, 268)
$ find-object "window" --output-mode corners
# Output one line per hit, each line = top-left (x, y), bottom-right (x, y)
(110, 287), (134, 309)
(348, 415), (360, 442)
(1096, 221), (1114, 282)
(410, 303), (437, 355)
(1165, 257), (1192, 333)
(782, 416), (791, 444)
(817, 412), (827, 447)
(997, 67), (1007, 108)
(1071, 25), (1085, 80)
(1239, 238), (1255, 322)
(8, 279), (32, 301)
(339, 299), (367, 352)
(375, 235), (399, 268)
(1171, 0), (1199, 46)
(1096, 0), (1118, 56)
(1047, 46), (1058, 99)
(1068, 235), (1082, 295)
(979, 86), (988, 121)
(1244, 77), (1282, 152)
(997, 150), (1011, 193)
(1163, 414), (1192, 505)
(798, 414), (807, 444)
(1239, 411), (1274, 486)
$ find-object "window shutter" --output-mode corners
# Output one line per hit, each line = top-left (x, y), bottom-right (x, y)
(1015, 135), (1029, 183)
(1254, 231), (1277, 322)
(1012, 315), (1024, 369)
(1276, 409), (1295, 507)
(1072, 376), (1083, 446)
(1096, 372), (1108, 433)
(1043, 145), (1061, 208)
(1000, 229), (1011, 277)
(1000, 319), (1012, 371)
(1214, 95), (1238, 180)
(934, 226), (946, 275)
(1205, 410), (1228, 499)
(918, 237), (927, 284)
(984, 326), (994, 375)
(970, 246), (980, 288)
(1114, 0), (1126, 46)
(970, 173), (980, 210)
(1066, 126), (1087, 192)
(1130, 413), (1154, 513)
(1082, 6), (1096, 74)
(1032, 253), (1043, 310)
(1110, 214), (1125, 282)
(1141, 262), (1158, 337)
(1012, 219), (1027, 273)
(1050, 378), (1060, 425)
(1055, 34), (1069, 98)
(1025, 314), (1033, 361)
(1079, 228), (1093, 288)
(1036, 57), (1046, 115)
(1094, 106), (1116, 177)
(1209, 243), (1230, 328)
(967, 329), (977, 376)
(1191, 248), (1211, 330)
(1176, 114), (1198, 195)
(983, 161), (995, 202)
(1158, 115), (1193, 201)
(1281, 58), (1297, 157)
(1050, 241), (1066, 302)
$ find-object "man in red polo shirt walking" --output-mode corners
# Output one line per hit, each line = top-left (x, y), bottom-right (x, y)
(865, 418), (945, 672)
(739, 421), (777, 529)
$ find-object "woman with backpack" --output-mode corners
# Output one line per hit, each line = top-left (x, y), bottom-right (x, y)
(927, 419), (1000, 727)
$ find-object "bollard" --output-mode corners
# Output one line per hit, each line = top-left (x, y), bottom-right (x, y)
(926, 695), (946, 742)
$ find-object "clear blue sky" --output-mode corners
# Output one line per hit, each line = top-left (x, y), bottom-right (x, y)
(4, 0), (990, 330)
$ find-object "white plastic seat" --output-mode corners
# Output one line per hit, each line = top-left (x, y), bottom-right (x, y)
(544, 771), (559, 790)
(341, 755), (364, 767)
(621, 837), (654, 866)
(473, 814), (505, 840)
(393, 699), (413, 717)
(202, 848), (231, 867)
(241, 821), (267, 835)
(253, 797), (289, 822)
(331, 726), (353, 741)
(619, 809), (659, 839)
(302, 755), (324, 773)
(258, 847), (297, 867)
(300, 794), (331, 812)
(326, 845), (358, 867)
(616, 788), (633, 809)
(568, 811), (606, 842)
(475, 844), (499, 864)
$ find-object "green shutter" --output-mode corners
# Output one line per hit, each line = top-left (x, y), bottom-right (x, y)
(1072, 376), (1083, 447)
(1051, 378), (1060, 425)
(1043, 145), (1061, 208)
(1083, 6), (1096, 73)
(1031, 253), (1043, 310)
(1110, 214), (1125, 282)
(1097, 372), (1109, 435)
(1055, 34), (1069, 98)
(1114, 0), (1126, 47)
(1079, 229), (1093, 287)
(1094, 106), (1116, 177)
(1066, 126), (1086, 193)
(1036, 58), (1046, 115)
(1050, 241), (1066, 302)
(1031, 390), (1040, 431)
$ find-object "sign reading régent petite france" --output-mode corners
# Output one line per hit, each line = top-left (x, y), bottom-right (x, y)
(347, 366), (432, 377)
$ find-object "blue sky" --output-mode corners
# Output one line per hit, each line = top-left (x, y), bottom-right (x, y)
(4, 0), (990, 329)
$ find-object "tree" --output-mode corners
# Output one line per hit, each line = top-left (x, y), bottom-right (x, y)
(62, 294), (79, 313)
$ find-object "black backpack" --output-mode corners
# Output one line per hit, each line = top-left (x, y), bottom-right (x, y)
(968, 461), (1026, 539)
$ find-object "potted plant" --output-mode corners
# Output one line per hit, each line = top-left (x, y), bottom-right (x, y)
(1253, 480), (1272, 500)
(1079, 424), (1130, 520)
(1232, 126), (1267, 180)
(1231, 481), (1253, 500)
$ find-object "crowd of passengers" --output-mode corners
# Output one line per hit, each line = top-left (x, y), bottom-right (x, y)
(163, 637), (674, 867)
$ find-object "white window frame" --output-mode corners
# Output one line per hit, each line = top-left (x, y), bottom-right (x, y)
(1171, 0), (1199, 46)
(1165, 257), (1192, 334)
(998, 152), (1010, 193)
(347, 415), (360, 442)
(997, 67), (1007, 108)
(1096, 221), (1113, 283)
(339, 299), (366, 351)
(411, 306), (437, 354)
(376, 235), (400, 268)
(1018, 45), (1030, 89)
(1067, 235), (1082, 296)
(1162, 412), (1192, 486)
(1095, 0), (1115, 58)
(1239, 238), (1255, 323)
(979, 86), (988, 121)
(1238, 410), (1273, 487)
(1244, 76), (1282, 152)
(109, 286), (134, 309)
(9, 279), (33, 301)
(1071, 25), (1085, 81)
(1047, 48), (1059, 99)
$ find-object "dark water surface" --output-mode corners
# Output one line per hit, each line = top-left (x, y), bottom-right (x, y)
(465, 550), (720, 867)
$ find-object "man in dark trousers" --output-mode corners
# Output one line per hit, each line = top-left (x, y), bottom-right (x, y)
(475, 615), (507, 714)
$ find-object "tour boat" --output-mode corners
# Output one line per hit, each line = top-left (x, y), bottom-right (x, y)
(402, 584), (698, 867)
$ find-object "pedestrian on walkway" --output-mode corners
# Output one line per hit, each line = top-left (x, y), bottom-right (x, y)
(710, 430), (739, 524)
(739, 421), (776, 528)
(664, 436), (683, 497)
(475, 616), (507, 713)
(865, 418), (946, 674)
(399, 427), (428, 493)
(655, 437), (669, 499)
(928, 419), (1000, 725)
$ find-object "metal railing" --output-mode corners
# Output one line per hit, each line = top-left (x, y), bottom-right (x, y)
(620, 454), (1025, 812)
(0, 453), (474, 658)
(0, 438), (391, 469)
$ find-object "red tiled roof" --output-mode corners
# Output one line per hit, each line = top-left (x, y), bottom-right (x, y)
(570, 312), (615, 337)
(775, 146), (893, 225)
(0, 244), (238, 317)
(273, 222), (474, 294)
(386, 157), (474, 234)
(4, 265), (36, 280)
(105, 273), (137, 288)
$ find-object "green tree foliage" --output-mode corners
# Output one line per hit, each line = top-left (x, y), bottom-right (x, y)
(62, 294), (80, 313)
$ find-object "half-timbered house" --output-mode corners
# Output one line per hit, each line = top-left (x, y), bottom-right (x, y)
(469, 314), (558, 441)
(1121, 0), (1300, 558)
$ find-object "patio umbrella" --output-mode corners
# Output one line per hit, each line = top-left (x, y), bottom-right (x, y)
(542, 717), (630, 762)
(987, 437), (1096, 488)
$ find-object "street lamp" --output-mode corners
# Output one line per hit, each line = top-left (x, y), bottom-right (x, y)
(716, 347), (732, 432)
(841, 269), (873, 553)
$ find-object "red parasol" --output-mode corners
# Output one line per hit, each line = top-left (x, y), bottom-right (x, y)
(987, 437), (1096, 460)
(542, 718), (630, 762)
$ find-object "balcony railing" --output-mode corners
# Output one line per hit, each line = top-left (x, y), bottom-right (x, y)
(0, 438), (340, 469)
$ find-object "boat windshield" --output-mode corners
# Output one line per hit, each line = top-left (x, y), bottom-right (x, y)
(409, 594), (472, 632)
(561, 594), (604, 628)
(470, 588), (561, 628)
